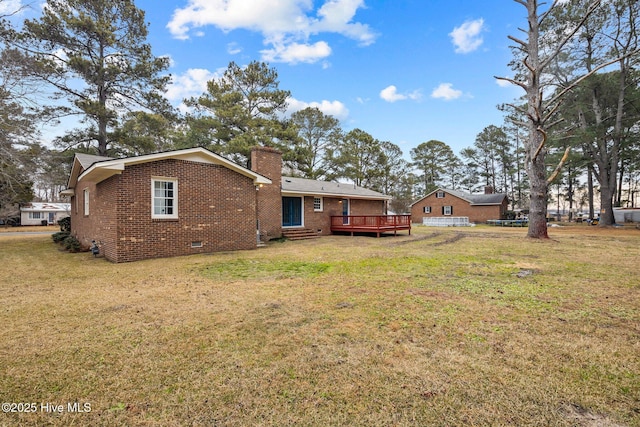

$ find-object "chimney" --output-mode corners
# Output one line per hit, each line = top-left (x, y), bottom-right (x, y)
(250, 146), (282, 240)
(484, 186), (494, 195)
(250, 146), (282, 183)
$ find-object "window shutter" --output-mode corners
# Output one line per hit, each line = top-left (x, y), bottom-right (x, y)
(442, 206), (445, 215)
(450, 206), (453, 215)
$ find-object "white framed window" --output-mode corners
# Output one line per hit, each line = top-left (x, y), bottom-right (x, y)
(29, 212), (42, 219)
(436, 191), (445, 199)
(313, 197), (323, 212)
(443, 206), (453, 216)
(152, 178), (178, 219)
(83, 189), (90, 216)
(423, 206), (431, 214)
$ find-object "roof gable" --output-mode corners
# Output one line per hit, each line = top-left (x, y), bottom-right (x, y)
(410, 188), (507, 206)
(64, 148), (271, 194)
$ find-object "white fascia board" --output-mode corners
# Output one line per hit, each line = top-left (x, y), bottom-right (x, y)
(281, 190), (391, 200)
(77, 147), (271, 185)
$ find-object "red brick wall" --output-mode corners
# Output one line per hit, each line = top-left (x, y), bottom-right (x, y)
(301, 196), (386, 235)
(251, 147), (282, 240)
(350, 199), (386, 216)
(410, 192), (506, 224)
(302, 196), (340, 234)
(73, 159), (258, 263)
(71, 179), (117, 258)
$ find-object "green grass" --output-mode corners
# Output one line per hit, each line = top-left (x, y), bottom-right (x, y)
(0, 226), (639, 426)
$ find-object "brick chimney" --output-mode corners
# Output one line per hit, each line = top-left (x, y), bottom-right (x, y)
(484, 185), (494, 195)
(251, 146), (282, 240)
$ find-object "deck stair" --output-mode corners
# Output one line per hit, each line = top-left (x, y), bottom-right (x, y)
(282, 229), (320, 240)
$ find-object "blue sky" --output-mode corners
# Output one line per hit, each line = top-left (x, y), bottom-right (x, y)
(11, 0), (529, 157)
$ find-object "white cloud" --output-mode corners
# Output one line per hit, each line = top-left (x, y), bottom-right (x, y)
(449, 18), (485, 54)
(261, 41), (331, 64)
(431, 83), (462, 101)
(0, 0), (23, 15)
(286, 97), (349, 121)
(379, 85), (421, 103)
(165, 68), (218, 103)
(166, 0), (376, 64)
(313, 0), (376, 46)
(226, 42), (242, 55)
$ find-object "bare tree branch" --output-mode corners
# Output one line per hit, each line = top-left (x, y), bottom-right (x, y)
(533, 127), (547, 161)
(547, 146), (571, 184)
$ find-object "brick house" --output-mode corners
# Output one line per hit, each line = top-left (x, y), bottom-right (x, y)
(410, 188), (508, 224)
(62, 146), (390, 262)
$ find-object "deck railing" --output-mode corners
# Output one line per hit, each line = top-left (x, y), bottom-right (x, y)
(330, 215), (411, 237)
(422, 216), (470, 227)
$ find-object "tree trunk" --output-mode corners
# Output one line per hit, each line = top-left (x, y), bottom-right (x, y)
(599, 181), (616, 225)
(524, 0), (549, 239)
(588, 164), (595, 220)
(568, 168), (574, 222)
(526, 126), (549, 238)
(616, 160), (625, 207)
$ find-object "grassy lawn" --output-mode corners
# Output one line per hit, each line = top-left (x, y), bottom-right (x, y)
(1, 225), (639, 426)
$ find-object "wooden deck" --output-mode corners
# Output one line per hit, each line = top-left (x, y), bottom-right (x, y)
(330, 215), (411, 237)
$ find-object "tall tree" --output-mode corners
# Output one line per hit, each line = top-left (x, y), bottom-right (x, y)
(459, 147), (481, 194)
(330, 128), (383, 188)
(410, 140), (456, 195)
(288, 107), (341, 180)
(497, 0), (614, 238)
(369, 140), (408, 195)
(473, 126), (498, 189)
(0, 17), (40, 221)
(111, 111), (178, 156)
(503, 122), (529, 209)
(185, 61), (292, 165)
(17, 0), (171, 156)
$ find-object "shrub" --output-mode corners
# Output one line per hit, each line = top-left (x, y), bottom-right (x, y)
(52, 231), (70, 243)
(63, 235), (81, 252)
(58, 216), (71, 232)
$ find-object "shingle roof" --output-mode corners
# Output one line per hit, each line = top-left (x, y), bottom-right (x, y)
(21, 202), (71, 212)
(281, 176), (391, 200)
(410, 188), (508, 207)
(74, 153), (114, 169)
(447, 189), (508, 205)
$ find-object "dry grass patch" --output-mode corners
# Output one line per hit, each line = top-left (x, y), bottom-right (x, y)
(0, 226), (639, 426)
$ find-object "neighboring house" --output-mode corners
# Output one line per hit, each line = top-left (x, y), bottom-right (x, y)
(20, 202), (71, 226)
(61, 146), (390, 263)
(410, 187), (508, 224)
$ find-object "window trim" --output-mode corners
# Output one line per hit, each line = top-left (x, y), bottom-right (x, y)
(83, 188), (90, 216)
(151, 177), (178, 219)
(423, 206), (431, 214)
(313, 197), (323, 212)
(443, 206), (453, 216)
(436, 191), (445, 199)
(29, 212), (42, 219)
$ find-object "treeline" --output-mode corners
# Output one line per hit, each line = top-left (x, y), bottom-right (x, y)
(1, 0), (638, 224)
